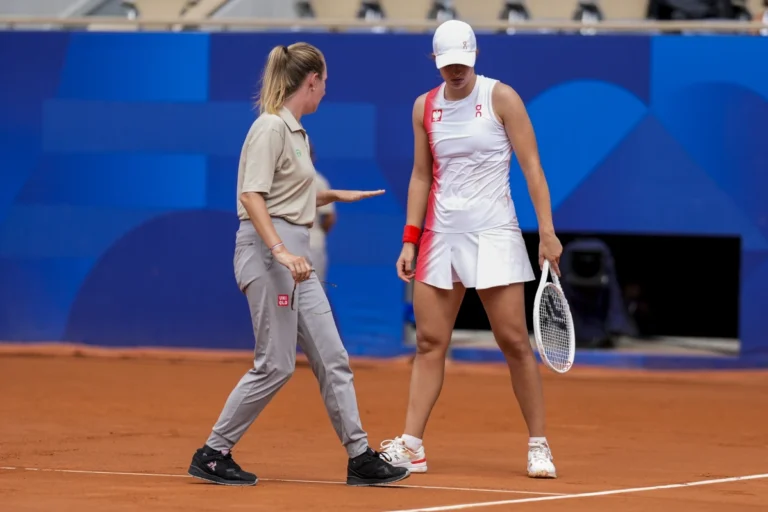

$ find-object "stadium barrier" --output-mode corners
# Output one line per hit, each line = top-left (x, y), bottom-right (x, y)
(0, 15), (767, 32)
(0, 23), (766, 367)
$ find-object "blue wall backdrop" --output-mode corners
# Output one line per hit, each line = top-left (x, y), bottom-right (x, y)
(0, 32), (766, 358)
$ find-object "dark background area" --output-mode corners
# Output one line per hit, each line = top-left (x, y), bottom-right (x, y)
(454, 232), (741, 340)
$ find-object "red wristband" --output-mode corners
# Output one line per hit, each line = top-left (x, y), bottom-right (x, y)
(402, 225), (421, 245)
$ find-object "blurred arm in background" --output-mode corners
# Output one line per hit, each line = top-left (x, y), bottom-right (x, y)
(315, 173), (337, 234)
(309, 143), (336, 282)
(756, 0), (768, 35)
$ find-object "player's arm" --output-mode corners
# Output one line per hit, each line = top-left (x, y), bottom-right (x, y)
(395, 94), (433, 282)
(494, 83), (555, 238)
(316, 189), (336, 207)
(405, 93), (434, 233)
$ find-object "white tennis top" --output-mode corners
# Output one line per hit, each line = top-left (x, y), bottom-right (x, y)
(423, 75), (518, 234)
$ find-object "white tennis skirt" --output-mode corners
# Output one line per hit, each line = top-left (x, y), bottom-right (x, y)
(414, 224), (535, 290)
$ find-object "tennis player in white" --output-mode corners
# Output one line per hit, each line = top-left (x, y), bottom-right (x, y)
(381, 20), (563, 478)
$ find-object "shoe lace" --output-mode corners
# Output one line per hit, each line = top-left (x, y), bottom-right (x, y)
(375, 449), (393, 463)
(529, 443), (553, 463)
(379, 438), (411, 463)
(379, 438), (407, 455)
(213, 451), (241, 471)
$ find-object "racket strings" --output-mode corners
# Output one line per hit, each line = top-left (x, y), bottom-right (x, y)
(537, 286), (572, 371)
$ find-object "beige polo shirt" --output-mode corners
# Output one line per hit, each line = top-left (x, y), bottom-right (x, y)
(236, 106), (316, 226)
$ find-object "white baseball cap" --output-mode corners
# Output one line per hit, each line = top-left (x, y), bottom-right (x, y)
(432, 20), (477, 69)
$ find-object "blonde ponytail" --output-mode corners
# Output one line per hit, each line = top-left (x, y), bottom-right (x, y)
(256, 43), (326, 115)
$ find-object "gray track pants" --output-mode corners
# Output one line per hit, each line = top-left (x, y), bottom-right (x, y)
(205, 218), (368, 458)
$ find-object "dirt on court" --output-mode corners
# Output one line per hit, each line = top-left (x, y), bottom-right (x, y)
(1, 343), (767, 512)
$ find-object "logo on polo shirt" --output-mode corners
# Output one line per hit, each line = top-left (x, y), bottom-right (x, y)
(295, 149), (302, 157)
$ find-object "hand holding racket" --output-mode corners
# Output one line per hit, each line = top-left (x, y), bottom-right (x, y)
(538, 232), (563, 276)
(533, 259), (576, 374)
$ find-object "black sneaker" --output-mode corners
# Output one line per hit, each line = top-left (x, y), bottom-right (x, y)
(188, 445), (258, 486)
(347, 447), (410, 486)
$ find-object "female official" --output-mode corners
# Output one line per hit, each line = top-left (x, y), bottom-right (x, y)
(380, 20), (563, 479)
(188, 42), (409, 488)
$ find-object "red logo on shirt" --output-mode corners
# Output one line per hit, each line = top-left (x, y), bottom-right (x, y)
(277, 294), (289, 307)
(475, 104), (483, 118)
(432, 109), (443, 122)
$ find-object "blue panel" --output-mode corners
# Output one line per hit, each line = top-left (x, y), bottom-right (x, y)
(0, 32), (70, 225)
(64, 210), (252, 349)
(0, 32), (70, 102)
(651, 36), (768, 104)
(208, 34), (651, 104)
(16, 154), (207, 209)
(0, 146), (38, 226)
(302, 104), (377, 159)
(652, 83), (768, 240)
(450, 347), (768, 370)
(208, 33), (446, 103)
(206, 156), (239, 212)
(474, 35), (651, 104)
(376, 103), (418, 209)
(554, 115), (768, 250)
(0, 31), (767, 359)
(325, 263), (405, 356)
(0, 205), (170, 258)
(0, 257), (94, 340)
(42, 100), (253, 155)
(58, 33), (210, 102)
(41, 100), (375, 159)
(739, 254), (768, 356)
(510, 80), (647, 230)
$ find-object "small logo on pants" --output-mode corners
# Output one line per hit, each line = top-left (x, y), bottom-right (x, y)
(277, 294), (289, 307)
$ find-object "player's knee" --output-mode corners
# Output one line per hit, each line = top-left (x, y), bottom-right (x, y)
(272, 362), (295, 383)
(325, 345), (352, 373)
(415, 329), (450, 355)
(308, 342), (353, 383)
(497, 329), (532, 361)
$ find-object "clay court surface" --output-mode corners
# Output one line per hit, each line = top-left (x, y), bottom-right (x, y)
(1, 344), (767, 511)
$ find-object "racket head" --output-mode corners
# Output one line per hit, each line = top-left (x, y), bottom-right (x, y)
(533, 264), (575, 374)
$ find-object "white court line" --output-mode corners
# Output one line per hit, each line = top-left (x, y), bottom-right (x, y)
(384, 473), (768, 512)
(0, 466), (563, 496)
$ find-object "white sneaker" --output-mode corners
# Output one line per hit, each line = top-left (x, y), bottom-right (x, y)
(379, 437), (428, 473)
(527, 440), (557, 478)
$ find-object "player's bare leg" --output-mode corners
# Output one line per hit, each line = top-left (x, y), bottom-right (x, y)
(405, 280), (465, 437)
(478, 283), (546, 436)
(380, 280), (464, 473)
(478, 282), (556, 478)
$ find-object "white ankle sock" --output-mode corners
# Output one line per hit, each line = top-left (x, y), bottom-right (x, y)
(529, 437), (547, 446)
(401, 434), (422, 451)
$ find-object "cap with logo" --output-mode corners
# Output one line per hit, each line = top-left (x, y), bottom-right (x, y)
(432, 19), (477, 69)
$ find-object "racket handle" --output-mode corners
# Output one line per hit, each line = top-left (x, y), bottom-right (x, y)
(542, 259), (562, 286)
(549, 260), (561, 286)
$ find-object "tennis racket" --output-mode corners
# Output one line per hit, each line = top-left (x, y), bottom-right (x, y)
(532, 259), (576, 373)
